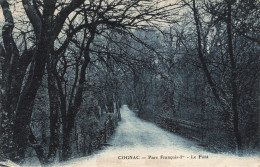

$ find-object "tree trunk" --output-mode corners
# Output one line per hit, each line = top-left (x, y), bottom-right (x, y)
(61, 126), (73, 161)
(0, 0), (33, 160)
(13, 41), (49, 160)
(226, 0), (241, 151)
(47, 58), (60, 161)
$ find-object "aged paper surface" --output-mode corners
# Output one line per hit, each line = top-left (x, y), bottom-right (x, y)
(0, 1), (259, 167)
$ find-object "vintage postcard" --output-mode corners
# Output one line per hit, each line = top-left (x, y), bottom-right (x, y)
(0, 0), (259, 167)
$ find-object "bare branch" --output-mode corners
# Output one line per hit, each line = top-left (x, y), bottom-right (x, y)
(22, 0), (43, 40)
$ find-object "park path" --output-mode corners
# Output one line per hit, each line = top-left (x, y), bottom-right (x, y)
(57, 105), (258, 167)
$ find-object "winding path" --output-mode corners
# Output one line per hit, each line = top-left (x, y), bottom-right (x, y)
(58, 105), (258, 167)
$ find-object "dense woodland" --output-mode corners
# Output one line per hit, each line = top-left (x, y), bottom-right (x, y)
(0, 0), (259, 165)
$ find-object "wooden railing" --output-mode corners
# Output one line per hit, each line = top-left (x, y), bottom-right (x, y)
(89, 113), (119, 153)
(157, 116), (208, 145)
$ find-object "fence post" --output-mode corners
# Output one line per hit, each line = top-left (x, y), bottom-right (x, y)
(88, 143), (92, 154)
(104, 122), (107, 143)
